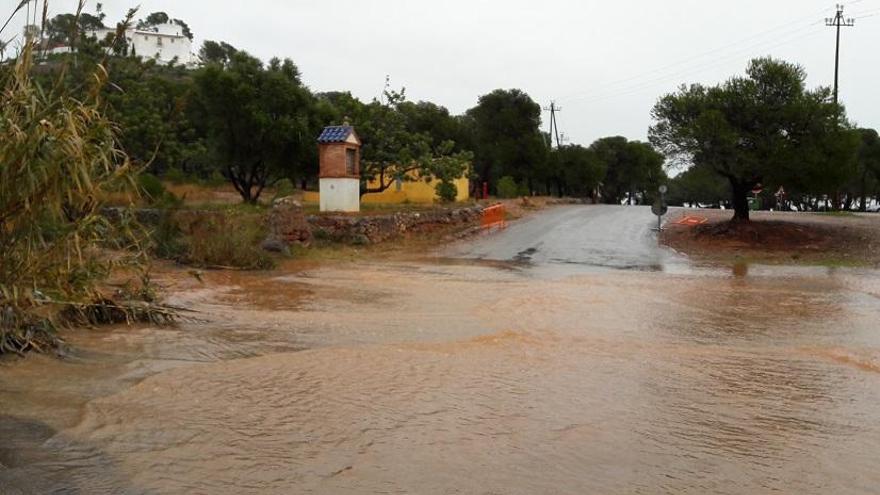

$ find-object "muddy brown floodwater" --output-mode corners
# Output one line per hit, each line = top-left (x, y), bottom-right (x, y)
(2, 257), (880, 494)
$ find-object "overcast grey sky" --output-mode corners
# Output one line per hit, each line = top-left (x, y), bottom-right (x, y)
(7, 0), (880, 146)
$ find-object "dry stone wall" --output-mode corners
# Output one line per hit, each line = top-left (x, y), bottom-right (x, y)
(104, 201), (484, 251)
(307, 206), (483, 245)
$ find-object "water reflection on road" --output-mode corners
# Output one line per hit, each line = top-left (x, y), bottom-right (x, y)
(2, 258), (880, 494)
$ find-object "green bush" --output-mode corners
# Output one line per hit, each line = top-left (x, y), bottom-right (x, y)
(175, 211), (275, 270)
(151, 212), (187, 260)
(137, 173), (181, 208)
(164, 167), (189, 184)
(205, 170), (227, 187)
(273, 178), (296, 201)
(497, 176), (519, 199)
(435, 180), (458, 203)
(138, 173), (167, 202)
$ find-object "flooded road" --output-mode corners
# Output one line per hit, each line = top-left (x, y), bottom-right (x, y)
(2, 206), (880, 494)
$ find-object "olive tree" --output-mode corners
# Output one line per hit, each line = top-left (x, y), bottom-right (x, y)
(650, 58), (858, 221)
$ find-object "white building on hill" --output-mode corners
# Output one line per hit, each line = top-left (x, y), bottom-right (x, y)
(48, 22), (196, 66)
(131, 23), (195, 65)
(103, 23), (196, 65)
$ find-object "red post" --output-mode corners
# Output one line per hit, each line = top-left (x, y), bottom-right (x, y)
(482, 182), (489, 200)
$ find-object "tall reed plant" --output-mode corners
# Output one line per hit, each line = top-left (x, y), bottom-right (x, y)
(1, 2), (167, 354)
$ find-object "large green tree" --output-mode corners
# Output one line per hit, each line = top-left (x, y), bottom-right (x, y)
(193, 49), (314, 203)
(650, 57), (858, 221)
(851, 129), (880, 211)
(332, 88), (472, 196)
(45, 12), (105, 45)
(137, 11), (193, 40)
(398, 100), (469, 151)
(667, 166), (730, 207)
(590, 137), (666, 204)
(198, 40), (238, 66)
(103, 58), (206, 176)
(551, 145), (607, 199)
(465, 89), (548, 194)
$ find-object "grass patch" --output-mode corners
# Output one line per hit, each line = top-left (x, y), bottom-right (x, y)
(180, 202), (269, 214)
(814, 211), (858, 217)
(290, 223), (477, 263)
(153, 210), (276, 270)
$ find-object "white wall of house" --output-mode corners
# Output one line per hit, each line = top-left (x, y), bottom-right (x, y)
(85, 23), (195, 65)
(129, 28), (194, 65)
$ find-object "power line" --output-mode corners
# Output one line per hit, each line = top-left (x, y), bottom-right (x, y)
(563, 25), (825, 106)
(563, 2), (875, 107)
(562, 23), (825, 104)
(849, 6), (880, 17)
(842, 0), (871, 8)
(558, 4), (838, 103)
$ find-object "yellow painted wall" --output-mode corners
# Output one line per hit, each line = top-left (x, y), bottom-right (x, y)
(303, 191), (320, 203)
(363, 176), (469, 204)
(303, 176), (470, 205)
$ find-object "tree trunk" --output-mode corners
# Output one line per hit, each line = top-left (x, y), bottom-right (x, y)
(730, 180), (750, 222)
(859, 172), (869, 212)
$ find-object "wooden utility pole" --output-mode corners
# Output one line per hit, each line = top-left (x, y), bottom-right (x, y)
(544, 101), (563, 149)
(826, 4), (855, 105)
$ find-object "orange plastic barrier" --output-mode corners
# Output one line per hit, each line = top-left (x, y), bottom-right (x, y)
(481, 204), (507, 231)
(675, 215), (709, 226)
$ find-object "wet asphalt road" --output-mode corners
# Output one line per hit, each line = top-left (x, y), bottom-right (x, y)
(445, 204), (686, 271)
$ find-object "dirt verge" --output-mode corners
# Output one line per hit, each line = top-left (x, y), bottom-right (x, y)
(661, 209), (880, 267)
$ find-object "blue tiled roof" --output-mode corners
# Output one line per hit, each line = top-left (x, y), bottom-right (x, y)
(317, 126), (354, 143)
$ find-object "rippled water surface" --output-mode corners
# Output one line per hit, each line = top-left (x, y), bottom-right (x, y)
(2, 260), (880, 494)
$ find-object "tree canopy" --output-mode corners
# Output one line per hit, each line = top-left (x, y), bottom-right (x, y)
(103, 58), (205, 176)
(650, 57), (859, 221)
(551, 145), (607, 199)
(45, 12), (105, 45)
(589, 137), (666, 205)
(850, 128), (880, 211)
(347, 88), (472, 196)
(465, 89), (548, 194)
(199, 40), (238, 66)
(193, 49), (314, 203)
(667, 166), (730, 208)
(137, 11), (193, 40)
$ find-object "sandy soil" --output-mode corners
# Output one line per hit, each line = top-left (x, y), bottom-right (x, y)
(662, 208), (880, 266)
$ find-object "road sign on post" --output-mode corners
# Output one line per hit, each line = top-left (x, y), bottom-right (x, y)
(652, 201), (668, 217)
(653, 185), (669, 231)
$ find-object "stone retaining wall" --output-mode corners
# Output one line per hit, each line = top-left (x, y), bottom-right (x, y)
(104, 202), (485, 249)
(307, 206), (483, 245)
